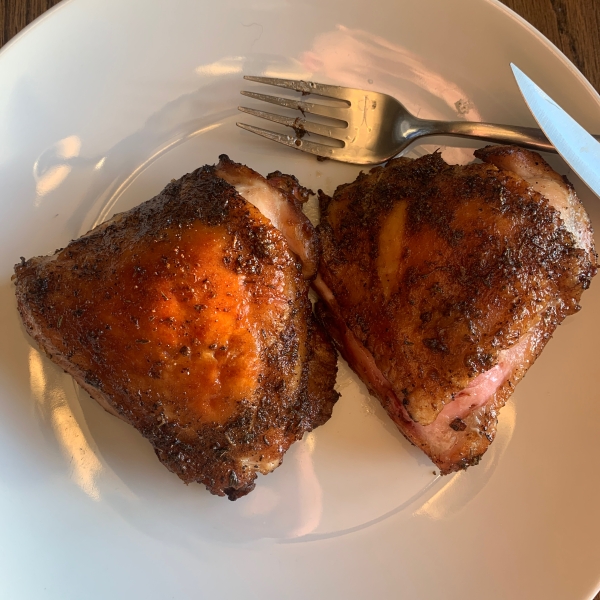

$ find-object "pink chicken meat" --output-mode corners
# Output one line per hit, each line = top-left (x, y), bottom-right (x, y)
(316, 145), (597, 474)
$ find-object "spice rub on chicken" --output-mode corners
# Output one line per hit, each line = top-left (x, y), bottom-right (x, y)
(14, 156), (339, 500)
(315, 146), (596, 474)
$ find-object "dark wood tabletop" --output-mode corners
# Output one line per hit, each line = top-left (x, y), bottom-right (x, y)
(1, 0), (599, 598)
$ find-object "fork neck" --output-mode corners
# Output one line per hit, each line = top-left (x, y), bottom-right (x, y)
(406, 117), (556, 152)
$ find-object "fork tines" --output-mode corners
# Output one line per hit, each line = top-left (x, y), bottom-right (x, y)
(237, 76), (350, 158)
(242, 75), (351, 101)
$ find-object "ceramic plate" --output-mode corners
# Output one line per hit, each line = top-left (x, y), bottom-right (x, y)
(1, 0), (599, 598)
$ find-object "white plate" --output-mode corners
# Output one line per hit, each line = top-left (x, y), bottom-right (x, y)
(1, 0), (599, 598)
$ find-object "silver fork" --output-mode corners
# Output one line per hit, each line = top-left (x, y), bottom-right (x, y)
(238, 76), (600, 165)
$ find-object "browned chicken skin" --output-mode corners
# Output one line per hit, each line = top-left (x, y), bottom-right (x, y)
(316, 146), (596, 474)
(14, 156), (339, 500)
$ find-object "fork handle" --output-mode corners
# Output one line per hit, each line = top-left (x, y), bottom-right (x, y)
(420, 119), (600, 152)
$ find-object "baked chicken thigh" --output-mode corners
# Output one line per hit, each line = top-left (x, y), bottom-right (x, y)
(316, 146), (596, 474)
(14, 156), (338, 499)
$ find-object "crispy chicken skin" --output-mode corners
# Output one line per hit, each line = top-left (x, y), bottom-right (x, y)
(214, 159), (318, 279)
(14, 156), (338, 500)
(316, 146), (596, 473)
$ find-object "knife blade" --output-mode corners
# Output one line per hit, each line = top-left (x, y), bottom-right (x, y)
(511, 63), (600, 198)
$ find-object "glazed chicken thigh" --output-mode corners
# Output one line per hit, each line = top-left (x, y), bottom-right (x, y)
(316, 146), (596, 473)
(14, 156), (339, 500)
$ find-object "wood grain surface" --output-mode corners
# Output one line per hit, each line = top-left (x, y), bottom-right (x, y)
(0, 0), (599, 598)
(502, 0), (600, 92)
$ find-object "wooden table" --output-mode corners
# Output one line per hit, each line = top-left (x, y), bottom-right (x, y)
(1, 0), (599, 599)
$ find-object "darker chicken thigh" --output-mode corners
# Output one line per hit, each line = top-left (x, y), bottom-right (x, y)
(316, 146), (596, 473)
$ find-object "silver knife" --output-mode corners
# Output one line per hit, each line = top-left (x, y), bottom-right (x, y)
(511, 63), (600, 198)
